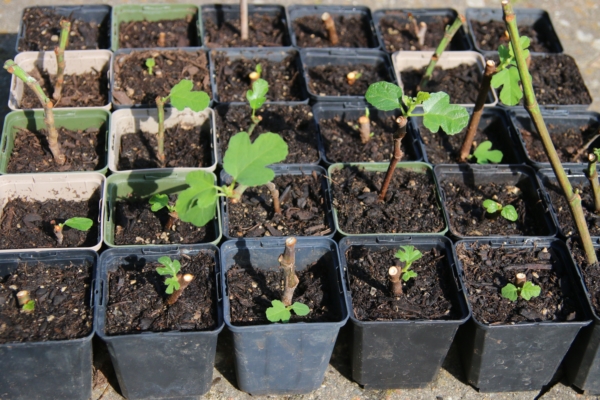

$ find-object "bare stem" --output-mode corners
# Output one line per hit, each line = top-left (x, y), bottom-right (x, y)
(587, 153), (600, 213)
(240, 0), (249, 41)
(157, 32), (166, 47)
(378, 116), (407, 202)
(165, 211), (179, 231)
(53, 224), (64, 245)
(166, 274), (194, 305)
(418, 15), (465, 90)
(389, 267), (403, 295)
(16, 290), (31, 306)
(52, 19), (71, 102)
(265, 182), (281, 214)
(322, 12), (339, 46)
(249, 71), (259, 83)
(459, 60), (496, 162)
(156, 95), (166, 167)
(279, 237), (298, 306)
(515, 272), (527, 287)
(502, 0), (597, 264)
(416, 22), (427, 47)
(358, 114), (371, 144)
(346, 71), (360, 85)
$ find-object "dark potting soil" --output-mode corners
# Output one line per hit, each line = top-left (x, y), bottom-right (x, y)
(105, 252), (217, 335)
(401, 63), (487, 105)
(568, 240), (600, 316)
(457, 241), (583, 324)
(318, 112), (418, 163)
(347, 246), (461, 321)
(203, 12), (288, 48)
(213, 52), (304, 102)
(439, 178), (551, 237)
(7, 126), (105, 173)
(0, 196), (100, 250)
(227, 173), (331, 238)
(527, 55), (592, 106)
(226, 258), (341, 326)
(417, 114), (521, 164)
(20, 70), (108, 109)
(112, 50), (211, 107)
(379, 13), (463, 52)
(118, 16), (199, 49)
(470, 19), (556, 53)
(117, 124), (212, 170)
(113, 195), (216, 246)
(0, 260), (93, 343)
(18, 7), (109, 51)
(331, 166), (445, 234)
(216, 104), (319, 164)
(307, 63), (392, 98)
(292, 14), (371, 48)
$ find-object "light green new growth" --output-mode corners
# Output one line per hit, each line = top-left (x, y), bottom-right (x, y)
(471, 141), (504, 164)
(491, 36), (531, 106)
(53, 217), (93, 245)
(22, 300), (35, 312)
(247, 78), (268, 130)
(394, 245), (422, 282)
(255, 63), (262, 77)
(266, 299), (310, 323)
(501, 281), (541, 301)
(149, 194), (175, 213)
(145, 58), (156, 75)
(156, 256), (181, 294)
(482, 199), (518, 221)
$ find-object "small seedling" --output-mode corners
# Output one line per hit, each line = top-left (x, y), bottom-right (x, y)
(587, 148), (600, 213)
(17, 290), (35, 313)
(155, 79), (210, 166)
(249, 63), (262, 83)
(149, 194), (179, 230)
(52, 217), (93, 245)
(389, 245), (422, 295)
(346, 71), (362, 85)
(266, 300), (310, 323)
(482, 199), (518, 222)
(156, 256), (194, 305)
(470, 141), (503, 164)
(53, 19), (71, 102)
(501, 272), (541, 301)
(358, 108), (371, 144)
(246, 78), (268, 135)
(145, 58), (156, 75)
(321, 12), (339, 45)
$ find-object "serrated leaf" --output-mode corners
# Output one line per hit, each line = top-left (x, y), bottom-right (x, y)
(365, 82), (403, 111)
(395, 245), (422, 265)
(520, 281), (541, 300)
(473, 141), (503, 164)
(223, 132), (288, 186)
(63, 217), (93, 231)
(156, 256), (181, 277)
(402, 270), (418, 282)
(415, 91), (430, 104)
(175, 171), (218, 227)
(169, 79), (210, 112)
(501, 205), (518, 222)
(164, 276), (180, 294)
(149, 194), (169, 212)
(290, 302), (310, 316)
(255, 63), (262, 75)
(483, 199), (502, 214)
(266, 300), (291, 322)
(247, 79), (268, 110)
(491, 67), (524, 106)
(508, 36), (531, 63)
(501, 283), (518, 301)
(421, 92), (470, 135)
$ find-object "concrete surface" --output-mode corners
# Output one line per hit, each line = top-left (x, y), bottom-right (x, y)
(1, 0), (600, 399)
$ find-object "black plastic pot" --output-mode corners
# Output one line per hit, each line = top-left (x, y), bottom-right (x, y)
(434, 164), (557, 240)
(510, 109), (600, 169)
(456, 238), (592, 392)
(0, 250), (96, 400)
(209, 47), (308, 104)
(312, 101), (423, 165)
(300, 49), (395, 102)
(17, 5), (111, 52)
(466, 7), (563, 55)
(94, 245), (223, 400)
(287, 5), (379, 49)
(339, 235), (470, 389)
(220, 237), (350, 395)
(373, 8), (472, 53)
(220, 164), (335, 240)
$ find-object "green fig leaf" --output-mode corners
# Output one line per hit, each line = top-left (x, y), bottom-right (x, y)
(266, 300), (291, 322)
(501, 205), (519, 222)
(175, 171), (218, 227)
(169, 79), (210, 112)
(520, 281), (541, 300)
(365, 82), (404, 111)
(247, 79), (269, 110)
(473, 141), (504, 164)
(501, 283), (518, 301)
(421, 92), (470, 135)
(63, 217), (93, 231)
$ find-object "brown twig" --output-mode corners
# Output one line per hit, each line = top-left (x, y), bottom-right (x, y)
(52, 19), (71, 102)
(515, 272), (527, 287)
(346, 71), (361, 85)
(321, 12), (339, 45)
(389, 267), (403, 295)
(265, 182), (281, 214)
(378, 116), (407, 202)
(240, 0), (249, 40)
(157, 32), (166, 47)
(279, 237), (298, 306)
(358, 114), (371, 144)
(416, 22), (427, 47)
(166, 273), (194, 305)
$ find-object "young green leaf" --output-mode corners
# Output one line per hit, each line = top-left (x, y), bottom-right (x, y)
(472, 141), (503, 164)
(266, 300), (292, 322)
(365, 81), (403, 111)
(22, 300), (35, 312)
(149, 193), (170, 212)
(520, 281), (541, 300)
(491, 67), (524, 106)
(402, 270), (418, 282)
(482, 199), (502, 214)
(501, 205), (518, 222)
(290, 302), (310, 316)
(175, 170), (218, 227)
(168, 79), (210, 112)
(421, 92), (470, 135)
(395, 245), (423, 269)
(247, 78), (269, 110)
(156, 256), (181, 294)
(145, 58), (155, 75)
(501, 283), (518, 301)
(223, 132), (288, 187)
(255, 63), (262, 76)
(63, 217), (93, 231)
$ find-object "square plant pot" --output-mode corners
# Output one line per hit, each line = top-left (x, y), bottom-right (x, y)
(340, 235), (470, 389)
(0, 109), (110, 175)
(221, 237), (350, 395)
(110, 48), (211, 110)
(287, 5), (379, 49)
(466, 7), (563, 55)
(220, 165), (335, 240)
(210, 48), (308, 104)
(0, 173), (105, 253)
(392, 50), (498, 107)
(9, 50), (112, 111)
(312, 101), (423, 164)
(0, 250), (96, 399)
(94, 244), (223, 399)
(111, 4), (200, 50)
(201, 4), (290, 48)
(373, 8), (472, 53)
(510, 109), (600, 168)
(328, 162), (448, 236)
(17, 5), (111, 52)
(103, 171), (222, 248)
(435, 164), (556, 240)
(108, 107), (217, 174)
(455, 238), (592, 392)
(301, 49), (395, 102)
(411, 106), (525, 165)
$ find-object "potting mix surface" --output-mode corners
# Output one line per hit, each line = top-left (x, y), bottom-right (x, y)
(379, 13), (464, 52)
(292, 14), (372, 48)
(308, 62), (392, 97)
(203, 12), (288, 48)
(118, 16), (198, 48)
(470, 19), (556, 53)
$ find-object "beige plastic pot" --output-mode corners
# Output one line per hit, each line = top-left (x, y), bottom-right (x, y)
(8, 50), (112, 111)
